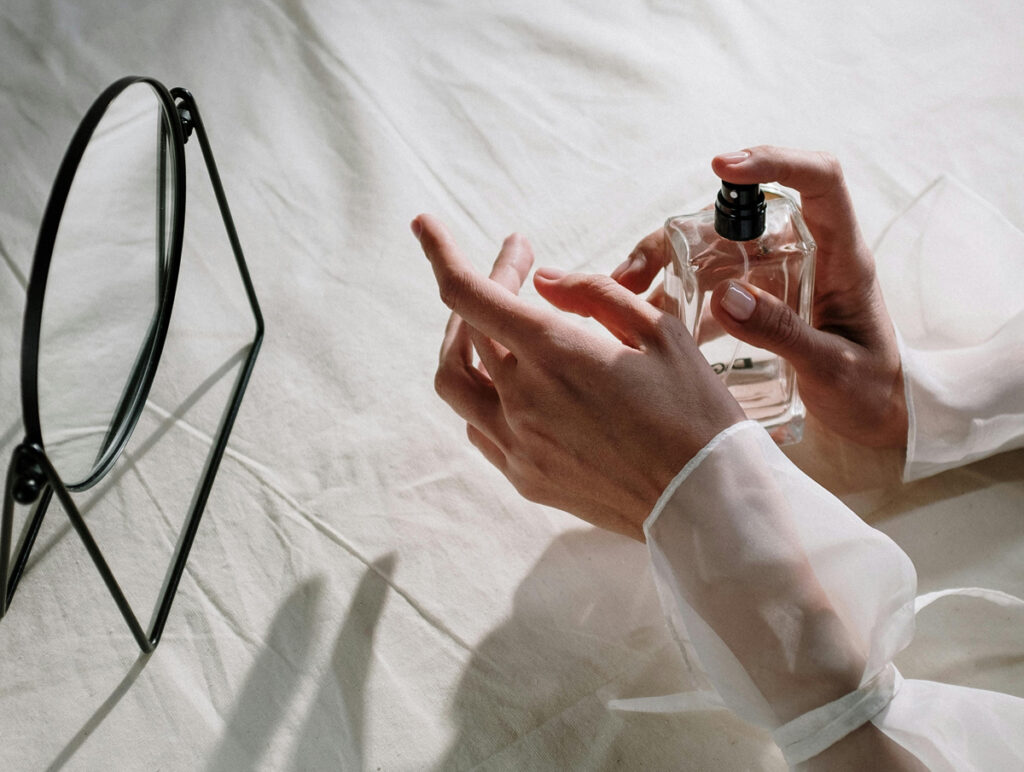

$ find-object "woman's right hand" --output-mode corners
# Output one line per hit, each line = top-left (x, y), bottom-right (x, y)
(613, 146), (908, 449)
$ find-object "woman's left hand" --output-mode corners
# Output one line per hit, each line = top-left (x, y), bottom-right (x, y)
(413, 214), (744, 541)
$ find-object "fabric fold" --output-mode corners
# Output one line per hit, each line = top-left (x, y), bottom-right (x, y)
(640, 420), (1024, 768)
(874, 175), (1024, 481)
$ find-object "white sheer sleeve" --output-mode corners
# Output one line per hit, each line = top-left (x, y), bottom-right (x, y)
(642, 420), (1024, 769)
(874, 176), (1024, 481)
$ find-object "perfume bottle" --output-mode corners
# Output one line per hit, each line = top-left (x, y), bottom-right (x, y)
(663, 181), (816, 444)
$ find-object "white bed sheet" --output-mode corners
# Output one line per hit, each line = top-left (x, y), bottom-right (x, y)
(1, 1), (1021, 769)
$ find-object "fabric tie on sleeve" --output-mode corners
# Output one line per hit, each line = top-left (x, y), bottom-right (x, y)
(771, 662), (903, 766)
(622, 421), (1024, 769)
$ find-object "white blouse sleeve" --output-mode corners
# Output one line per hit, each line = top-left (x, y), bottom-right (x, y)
(642, 420), (1024, 769)
(874, 176), (1024, 481)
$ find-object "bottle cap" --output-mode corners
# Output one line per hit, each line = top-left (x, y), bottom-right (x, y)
(715, 181), (766, 241)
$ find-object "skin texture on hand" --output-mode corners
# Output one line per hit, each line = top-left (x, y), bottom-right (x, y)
(413, 214), (745, 541)
(414, 153), (925, 769)
(613, 146), (909, 449)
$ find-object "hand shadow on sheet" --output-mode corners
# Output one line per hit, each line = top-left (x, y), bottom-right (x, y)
(286, 553), (397, 771)
(203, 554), (396, 771)
(202, 578), (327, 772)
(435, 528), (775, 771)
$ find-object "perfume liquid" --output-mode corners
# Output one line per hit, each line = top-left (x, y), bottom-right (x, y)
(663, 182), (815, 444)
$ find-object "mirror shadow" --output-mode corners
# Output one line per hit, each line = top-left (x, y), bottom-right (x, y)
(44, 653), (152, 771)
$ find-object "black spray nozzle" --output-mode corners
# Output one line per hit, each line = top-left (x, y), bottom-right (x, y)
(714, 181), (766, 241)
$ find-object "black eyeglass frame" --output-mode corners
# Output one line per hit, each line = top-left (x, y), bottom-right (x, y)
(0, 76), (264, 652)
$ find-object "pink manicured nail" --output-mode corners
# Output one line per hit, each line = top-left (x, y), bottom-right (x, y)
(716, 150), (751, 164)
(410, 218), (423, 238)
(721, 281), (756, 321)
(535, 266), (566, 280)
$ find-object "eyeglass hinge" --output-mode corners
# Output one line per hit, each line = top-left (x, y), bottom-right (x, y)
(11, 445), (47, 505)
(177, 104), (195, 144)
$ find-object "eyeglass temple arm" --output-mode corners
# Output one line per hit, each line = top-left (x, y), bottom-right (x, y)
(144, 90), (265, 649)
(172, 89), (264, 341)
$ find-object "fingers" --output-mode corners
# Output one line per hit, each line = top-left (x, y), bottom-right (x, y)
(490, 231), (535, 290)
(611, 229), (670, 294)
(710, 280), (845, 374)
(437, 312), (512, 447)
(424, 219), (539, 451)
(533, 268), (661, 349)
(645, 282), (675, 314)
(711, 146), (870, 273)
(413, 214), (549, 352)
(712, 146), (847, 200)
(469, 232), (535, 378)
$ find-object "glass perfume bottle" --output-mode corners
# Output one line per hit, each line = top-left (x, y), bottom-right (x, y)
(663, 181), (816, 444)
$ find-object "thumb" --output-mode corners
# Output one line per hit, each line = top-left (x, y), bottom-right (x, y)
(710, 281), (835, 373)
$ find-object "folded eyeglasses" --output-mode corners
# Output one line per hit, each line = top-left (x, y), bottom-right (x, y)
(1, 76), (263, 652)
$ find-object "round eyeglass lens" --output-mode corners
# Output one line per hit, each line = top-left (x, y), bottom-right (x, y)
(36, 82), (175, 487)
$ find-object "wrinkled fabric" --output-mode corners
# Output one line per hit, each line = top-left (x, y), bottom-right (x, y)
(2, 2), (1023, 769)
(644, 422), (1024, 768)
(875, 176), (1024, 481)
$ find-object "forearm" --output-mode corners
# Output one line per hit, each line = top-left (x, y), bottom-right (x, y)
(804, 722), (925, 771)
(645, 421), (921, 767)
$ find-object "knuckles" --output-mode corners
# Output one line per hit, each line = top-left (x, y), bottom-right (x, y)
(760, 302), (803, 350)
(433, 362), (461, 402)
(815, 150), (844, 184)
(572, 273), (618, 298)
(813, 150), (846, 192)
(437, 269), (472, 310)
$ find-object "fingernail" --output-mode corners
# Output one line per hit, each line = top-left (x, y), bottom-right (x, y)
(535, 266), (566, 281)
(721, 281), (756, 321)
(716, 150), (751, 164)
(410, 218), (423, 239)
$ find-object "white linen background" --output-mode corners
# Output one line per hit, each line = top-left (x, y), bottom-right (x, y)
(0, 1), (1021, 769)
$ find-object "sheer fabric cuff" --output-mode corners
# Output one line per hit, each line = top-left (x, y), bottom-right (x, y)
(643, 421), (915, 742)
(874, 176), (1024, 481)
(639, 420), (1024, 769)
